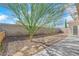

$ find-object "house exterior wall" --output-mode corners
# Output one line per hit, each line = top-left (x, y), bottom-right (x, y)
(68, 19), (79, 36)
(78, 26), (79, 36)
(61, 28), (71, 36)
(68, 25), (79, 36)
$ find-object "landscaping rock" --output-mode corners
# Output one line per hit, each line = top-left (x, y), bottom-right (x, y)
(13, 52), (24, 56)
(20, 46), (29, 52)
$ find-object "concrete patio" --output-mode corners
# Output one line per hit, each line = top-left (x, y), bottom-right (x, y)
(34, 36), (79, 56)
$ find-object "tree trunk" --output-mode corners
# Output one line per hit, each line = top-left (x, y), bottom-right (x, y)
(29, 35), (33, 42)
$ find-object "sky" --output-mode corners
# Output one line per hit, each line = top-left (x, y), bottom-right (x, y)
(0, 4), (76, 28)
(0, 5), (17, 24)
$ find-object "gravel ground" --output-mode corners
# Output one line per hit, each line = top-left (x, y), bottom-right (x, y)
(2, 36), (28, 56)
(0, 32), (65, 56)
(0, 34), (56, 56)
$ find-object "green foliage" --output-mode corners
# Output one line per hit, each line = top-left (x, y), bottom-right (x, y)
(0, 43), (3, 52)
(65, 19), (67, 28)
(7, 3), (68, 40)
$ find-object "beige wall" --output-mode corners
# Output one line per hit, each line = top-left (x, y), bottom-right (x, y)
(61, 28), (71, 36)
(0, 24), (55, 36)
(0, 24), (27, 36)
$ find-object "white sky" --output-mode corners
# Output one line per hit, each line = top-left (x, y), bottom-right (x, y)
(0, 14), (8, 20)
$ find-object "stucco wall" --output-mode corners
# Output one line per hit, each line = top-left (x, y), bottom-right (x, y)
(0, 24), (27, 36)
(0, 24), (57, 36)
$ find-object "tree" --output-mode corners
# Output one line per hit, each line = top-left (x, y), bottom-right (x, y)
(68, 4), (79, 20)
(75, 3), (79, 20)
(76, 4), (79, 16)
(7, 3), (67, 41)
(65, 19), (67, 28)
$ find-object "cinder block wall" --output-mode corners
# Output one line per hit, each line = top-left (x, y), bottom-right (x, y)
(0, 24), (55, 36)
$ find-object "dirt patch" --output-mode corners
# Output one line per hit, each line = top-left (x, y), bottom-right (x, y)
(0, 33), (67, 56)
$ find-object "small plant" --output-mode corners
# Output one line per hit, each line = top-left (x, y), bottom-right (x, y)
(0, 43), (3, 52)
